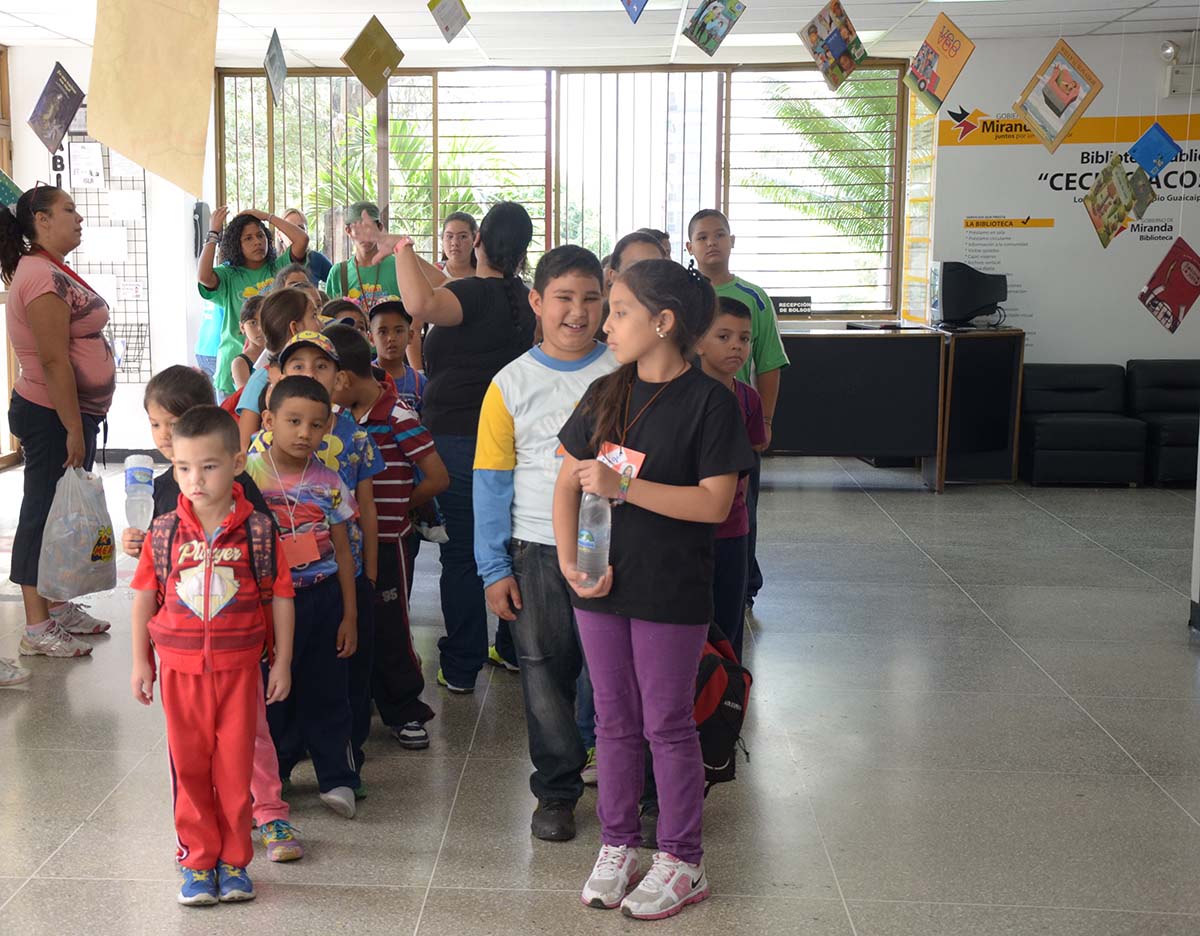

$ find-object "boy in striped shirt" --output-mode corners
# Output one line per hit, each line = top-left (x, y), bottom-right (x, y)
(324, 325), (449, 751)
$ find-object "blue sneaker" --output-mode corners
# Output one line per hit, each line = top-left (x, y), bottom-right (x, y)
(177, 867), (218, 906)
(217, 862), (256, 902)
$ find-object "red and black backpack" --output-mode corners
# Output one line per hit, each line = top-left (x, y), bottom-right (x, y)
(694, 623), (752, 794)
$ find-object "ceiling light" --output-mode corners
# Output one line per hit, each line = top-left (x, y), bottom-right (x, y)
(1160, 39), (1181, 64)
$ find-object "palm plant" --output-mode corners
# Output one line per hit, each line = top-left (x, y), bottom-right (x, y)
(745, 74), (898, 252)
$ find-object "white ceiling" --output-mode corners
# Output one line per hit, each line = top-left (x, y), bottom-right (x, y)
(0, 0), (1198, 67)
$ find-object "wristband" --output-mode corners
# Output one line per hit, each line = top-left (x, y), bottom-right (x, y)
(617, 470), (632, 503)
(205, 230), (220, 244)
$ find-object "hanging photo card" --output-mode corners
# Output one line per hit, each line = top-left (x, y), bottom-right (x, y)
(681, 0), (746, 58)
(341, 16), (404, 99)
(1082, 155), (1135, 249)
(0, 167), (22, 209)
(1138, 237), (1200, 334)
(68, 141), (106, 190)
(429, 0), (471, 42)
(28, 62), (85, 154)
(903, 13), (975, 114)
(799, 1), (869, 92)
(264, 29), (287, 106)
(1013, 39), (1102, 154)
(1129, 122), (1182, 180)
(77, 226), (130, 265)
(1129, 167), (1157, 220)
(105, 189), (145, 222)
(620, 0), (649, 24)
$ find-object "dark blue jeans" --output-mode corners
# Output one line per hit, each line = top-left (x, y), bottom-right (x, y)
(433, 434), (489, 687)
(510, 540), (586, 803)
(714, 534), (749, 661)
(745, 453), (763, 603)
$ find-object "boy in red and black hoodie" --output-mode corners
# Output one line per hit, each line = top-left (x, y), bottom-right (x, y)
(324, 323), (448, 750)
(130, 406), (295, 908)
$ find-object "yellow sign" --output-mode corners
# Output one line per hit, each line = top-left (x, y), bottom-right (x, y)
(963, 218), (1055, 229)
(940, 112), (1200, 148)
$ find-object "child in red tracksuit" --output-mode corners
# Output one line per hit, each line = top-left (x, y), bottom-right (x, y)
(131, 406), (295, 908)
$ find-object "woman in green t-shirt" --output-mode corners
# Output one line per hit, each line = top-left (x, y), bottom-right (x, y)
(197, 206), (309, 396)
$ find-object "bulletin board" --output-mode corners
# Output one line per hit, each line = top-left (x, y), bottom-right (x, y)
(53, 113), (153, 384)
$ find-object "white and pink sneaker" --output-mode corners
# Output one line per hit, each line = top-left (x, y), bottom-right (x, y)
(620, 851), (710, 920)
(581, 844), (642, 910)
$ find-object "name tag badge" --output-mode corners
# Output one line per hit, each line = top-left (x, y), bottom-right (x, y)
(281, 531), (320, 568)
(597, 442), (646, 479)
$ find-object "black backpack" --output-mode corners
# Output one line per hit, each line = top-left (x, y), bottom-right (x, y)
(694, 623), (752, 794)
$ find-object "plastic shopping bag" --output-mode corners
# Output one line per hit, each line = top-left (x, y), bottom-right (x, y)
(37, 468), (117, 602)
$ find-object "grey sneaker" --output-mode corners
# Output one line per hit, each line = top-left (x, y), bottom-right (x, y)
(319, 786), (356, 819)
(51, 601), (111, 635)
(620, 851), (709, 920)
(0, 657), (31, 687)
(581, 747), (598, 786)
(20, 622), (93, 658)
(581, 844), (641, 910)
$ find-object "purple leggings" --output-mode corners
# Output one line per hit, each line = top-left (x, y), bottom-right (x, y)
(575, 610), (708, 864)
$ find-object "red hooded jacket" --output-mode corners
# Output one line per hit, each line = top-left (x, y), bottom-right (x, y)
(131, 483), (294, 675)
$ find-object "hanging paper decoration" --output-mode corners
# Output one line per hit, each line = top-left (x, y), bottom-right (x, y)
(429, 0), (471, 43)
(341, 16), (404, 99)
(1129, 122), (1183, 180)
(681, 0), (746, 57)
(264, 30), (287, 106)
(799, 1), (868, 92)
(28, 62), (85, 154)
(1138, 237), (1200, 334)
(1128, 167), (1157, 220)
(903, 13), (975, 114)
(1013, 40), (1102, 154)
(1083, 155), (1135, 249)
(0, 167), (22, 208)
(621, 0), (649, 24)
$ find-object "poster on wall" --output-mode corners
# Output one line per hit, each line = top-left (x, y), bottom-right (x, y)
(903, 13), (975, 114)
(681, 0), (745, 57)
(799, 1), (868, 91)
(28, 62), (85, 154)
(341, 15), (404, 98)
(1013, 39), (1102, 154)
(1138, 237), (1200, 334)
(68, 141), (106, 190)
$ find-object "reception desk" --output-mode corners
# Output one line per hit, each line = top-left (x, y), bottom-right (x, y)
(771, 326), (1025, 492)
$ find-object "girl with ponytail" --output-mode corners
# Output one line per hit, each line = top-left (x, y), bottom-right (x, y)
(353, 201), (536, 690)
(1, 185), (117, 680)
(552, 259), (755, 920)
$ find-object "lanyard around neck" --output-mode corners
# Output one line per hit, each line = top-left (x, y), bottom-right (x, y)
(266, 449), (310, 538)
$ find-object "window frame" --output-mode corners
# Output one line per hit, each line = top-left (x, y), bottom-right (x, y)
(215, 60), (910, 318)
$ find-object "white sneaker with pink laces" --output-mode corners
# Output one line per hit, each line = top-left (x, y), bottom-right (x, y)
(20, 621), (93, 657)
(619, 851), (709, 920)
(581, 844), (642, 910)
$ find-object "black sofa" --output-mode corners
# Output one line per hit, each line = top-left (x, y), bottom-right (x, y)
(1126, 359), (1200, 484)
(1020, 364), (1146, 485)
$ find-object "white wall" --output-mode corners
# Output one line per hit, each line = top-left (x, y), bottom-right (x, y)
(932, 34), (1200, 364)
(9, 47), (215, 449)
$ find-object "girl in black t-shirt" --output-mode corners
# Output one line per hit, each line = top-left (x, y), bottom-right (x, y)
(554, 260), (754, 921)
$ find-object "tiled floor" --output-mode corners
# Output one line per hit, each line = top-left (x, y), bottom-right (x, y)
(0, 456), (1197, 935)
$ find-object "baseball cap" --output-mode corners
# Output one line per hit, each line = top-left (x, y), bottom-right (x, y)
(278, 330), (340, 369)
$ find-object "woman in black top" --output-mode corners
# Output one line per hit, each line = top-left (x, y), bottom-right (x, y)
(355, 202), (535, 691)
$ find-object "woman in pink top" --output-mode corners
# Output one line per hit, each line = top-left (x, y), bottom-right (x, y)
(0, 185), (116, 682)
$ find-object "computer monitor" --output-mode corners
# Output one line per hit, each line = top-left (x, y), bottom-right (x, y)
(934, 261), (1008, 324)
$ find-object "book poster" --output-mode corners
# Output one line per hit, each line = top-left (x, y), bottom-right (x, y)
(1129, 121), (1182, 179)
(621, 0), (649, 24)
(1129, 167), (1157, 221)
(903, 13), (975, 114)
(28, 62), (85, 154)
(1139, 237), (1200, 334)
(799, 1), (868, 92)
(341, 16), (404, 98)
(264, 29), (287, 106)
(429, 0), (471, 42)
(1013, 39), (1102, 154)
(681, 0), (745, 57)
(0, 167), (22, 208)
(1083, 155), (1134, 249)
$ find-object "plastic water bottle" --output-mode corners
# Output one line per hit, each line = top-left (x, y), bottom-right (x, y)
(124, 454), (155, 531)
(576, 493), (611, 589)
